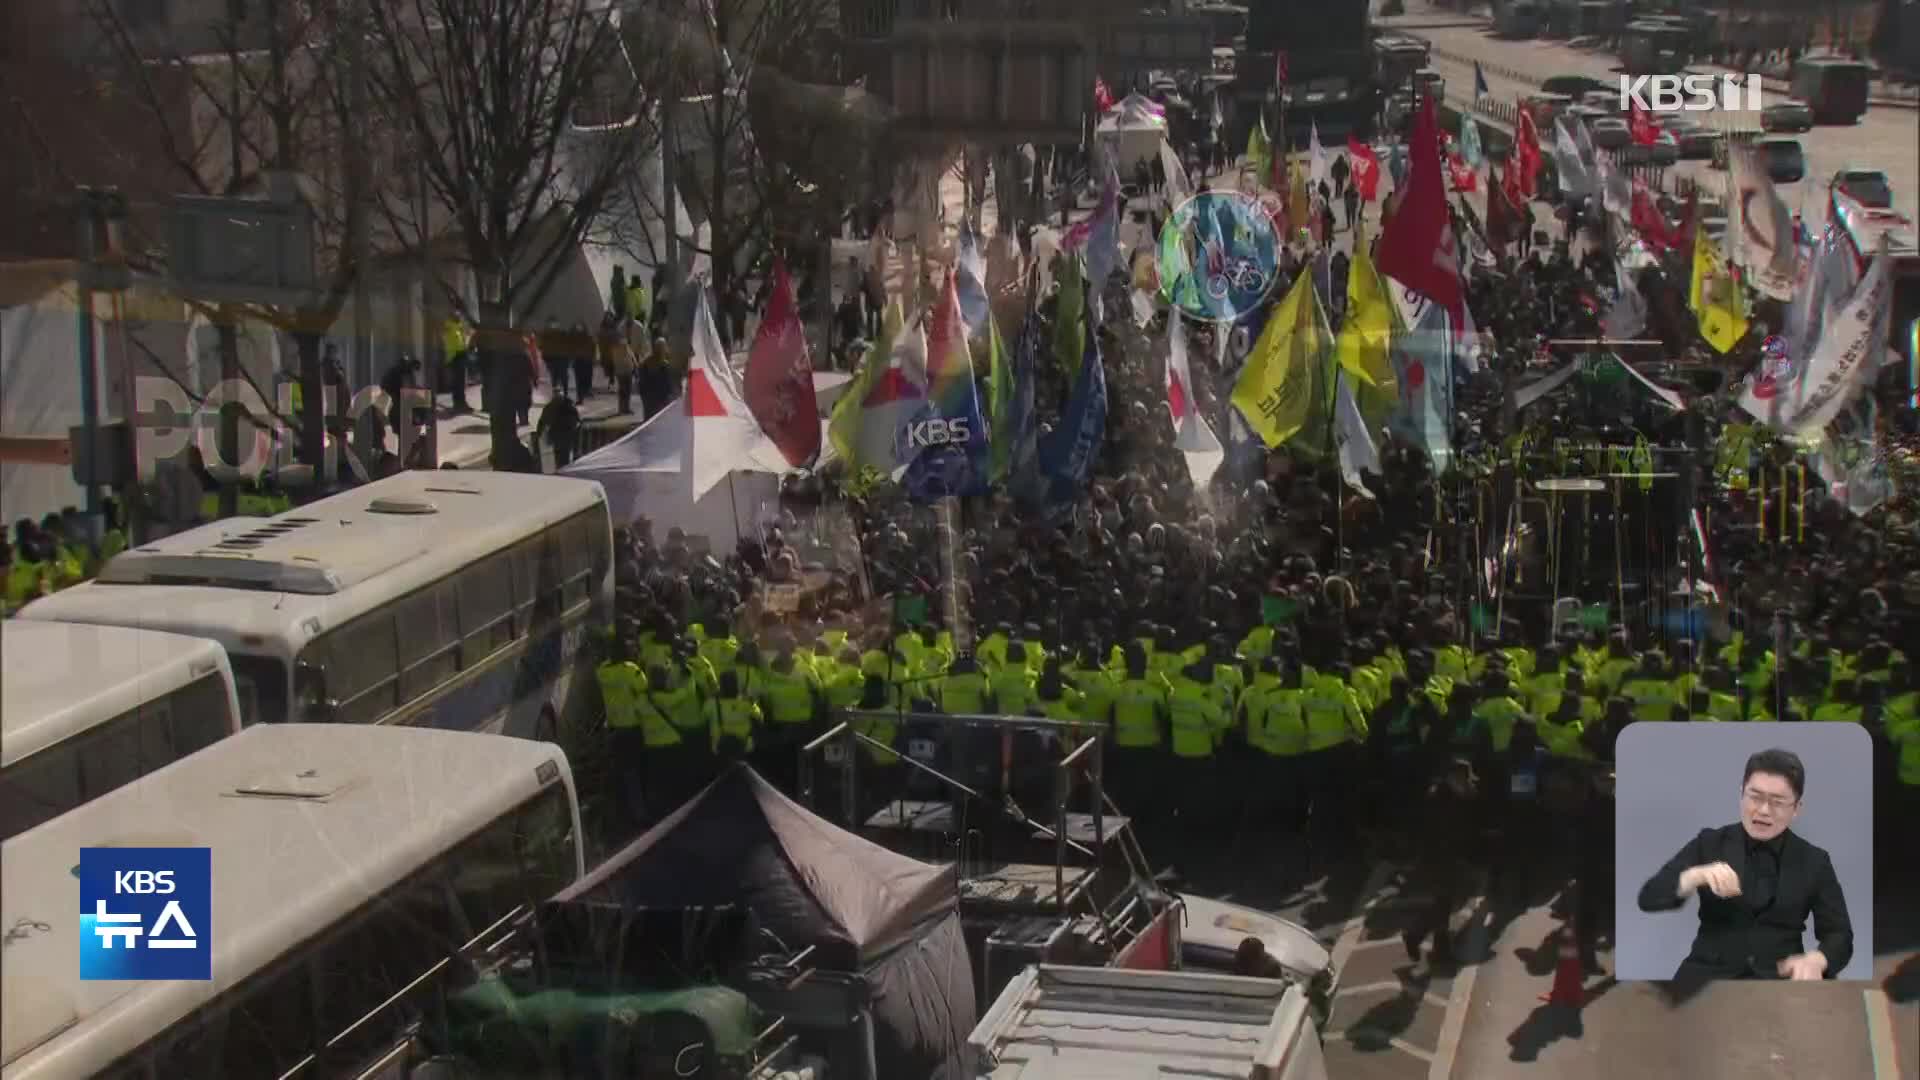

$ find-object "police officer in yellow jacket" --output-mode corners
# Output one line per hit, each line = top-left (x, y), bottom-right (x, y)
(1240, 656), (1311, 829)
(1167, 660), (1226, 825)
(1109, 644), (1170, 823)
(754, 651), (820, 790)
(597, 649), (650, 828)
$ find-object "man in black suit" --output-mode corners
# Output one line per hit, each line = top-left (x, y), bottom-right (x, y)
(1636, 748), (1854, 981)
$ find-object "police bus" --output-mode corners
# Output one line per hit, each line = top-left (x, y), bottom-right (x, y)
(16, 471), (614, 745)
(0, 621), (242, 841)
(0, 723), (585, 1080)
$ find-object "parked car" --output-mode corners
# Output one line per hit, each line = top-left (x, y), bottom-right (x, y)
(1761, 97), (1814, 133)
(1522, 92), (1574, 127)
(1541, 74), (1612, 98)
(1758, 137), (1806, 183)
(1622, 129), (1680, 165)
(1590, 116), (1632, 149)
(1666, 121), (1717, 159)
(1830, 167), (1894, 208)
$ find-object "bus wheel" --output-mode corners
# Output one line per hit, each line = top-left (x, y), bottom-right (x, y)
(535, 707), (558, 744)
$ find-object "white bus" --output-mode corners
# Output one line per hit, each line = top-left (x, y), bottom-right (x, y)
(16, 471), (614, 744)
(0, 621), (242, 841)
(0, 723), (585, 1080)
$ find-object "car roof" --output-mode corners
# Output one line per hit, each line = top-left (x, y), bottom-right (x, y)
(1759, 136), (1802, 146)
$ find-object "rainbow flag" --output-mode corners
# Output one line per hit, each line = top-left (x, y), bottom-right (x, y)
(899, 273), (991, 500)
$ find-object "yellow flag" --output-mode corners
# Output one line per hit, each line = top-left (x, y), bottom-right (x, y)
(1288, 161), (1310, 235)
(829, 299), (902, 468)
(1247, 118), (1271, 188)
(1232, 272), (1335, 450)
(1335, 228), (1395, 387)
(1690, 219), (1748, 353)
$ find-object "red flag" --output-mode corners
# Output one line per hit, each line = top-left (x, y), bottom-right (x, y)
(1513, 102), (1543, 198)
(1628, 101), (1660, 147)
(1346, 136), (1380, 201)
(1274, 51), (1289, 86)
(743, 261), (821, 467)
(1093, 77), (1115, 114)
(1447, 152), (1479, 193)
(1629, 180), (1681, 252)
(1375, 96), (1465, 321)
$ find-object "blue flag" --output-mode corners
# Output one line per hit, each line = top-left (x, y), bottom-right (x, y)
(1036, 308), (1107, 511)
(1006, 310), (1046, 506)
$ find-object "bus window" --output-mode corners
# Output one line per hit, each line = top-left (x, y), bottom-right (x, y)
(228, 654), (288, 728)
(459, 551), (518, 657)
(314, 614), (401, 725)
(395, 581), (462, 701)
(0, 671), (239, 839)
(0, 748), (80, 839)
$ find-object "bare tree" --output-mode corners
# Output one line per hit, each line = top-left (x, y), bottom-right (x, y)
(17, 0), (373, 519)
(603, 0), (888, 351)
(363, 0), (665, 324)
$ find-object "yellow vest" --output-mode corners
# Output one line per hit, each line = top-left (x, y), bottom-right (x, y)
(990, 666), (1037, 716)
(1303, 684), (1360, 751)
(598, 661), (640, 730)
(1810, 702), (1861, 724)
(1167, 682), (1222, 758)
(442, 318), (470, 356)
(1620, 677), (1675, 723)
(940, 671), (990, 714)
(1111, 678), (1167, 748)
(761, 670), (817, 726)
(1471, 696), (1526, 752)
(713, 697), (759, 751)
(653, 681), (707, 736)
(1898, 737), (1920, 787)
(1246, 685), (1309, 757)
(1539, 717), (1593, 760)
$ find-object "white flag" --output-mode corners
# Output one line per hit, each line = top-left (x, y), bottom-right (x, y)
(1309, 121), (1329, 192)
(1602, 258), (1648, 340)
(1739, 252), (1892, 434)
(1729, 145), (1799, 299)
(1335, 372), (1380, 498)
(1513, 357), (1583, 410)
(1550, 116), (1592, 199)
(1161, 139), (1194, 211)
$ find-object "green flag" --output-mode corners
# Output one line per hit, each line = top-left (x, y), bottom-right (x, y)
(985, 314), (1014, 481)
(1053, 253), (1085, 378)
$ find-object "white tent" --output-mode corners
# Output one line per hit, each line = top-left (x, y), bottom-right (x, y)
(559, 397), (834, 551)
(1097, 93), (1169, 176)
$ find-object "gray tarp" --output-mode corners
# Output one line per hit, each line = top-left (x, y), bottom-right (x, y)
(556, 765), (974, 1079)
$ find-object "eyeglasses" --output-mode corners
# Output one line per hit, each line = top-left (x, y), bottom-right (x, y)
(1742, 788), (1797, 813)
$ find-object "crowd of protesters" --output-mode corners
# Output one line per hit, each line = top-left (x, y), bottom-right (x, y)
(591, 161), (1920, 975)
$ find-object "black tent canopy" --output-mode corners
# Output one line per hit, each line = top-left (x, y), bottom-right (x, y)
(556, 765), (975, 1079)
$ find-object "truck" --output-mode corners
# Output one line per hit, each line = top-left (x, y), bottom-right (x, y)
(966, 965), (1330, 1079)
(1827, 179), (1920, 364)
(1235, 0), (1377, 148)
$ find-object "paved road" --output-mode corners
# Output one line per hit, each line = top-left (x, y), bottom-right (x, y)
(1385, 6), (1920, 229)
(1447, 851), (1918, 1080)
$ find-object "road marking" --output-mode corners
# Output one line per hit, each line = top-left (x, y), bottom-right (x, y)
(1329, 862), (1400, 981)
(1863, 988), (1901, 1080)
(1428, 883), (1492, 1080)
(1330, 977), (1453, 1011)
(1324, 1028), (1438, 1062)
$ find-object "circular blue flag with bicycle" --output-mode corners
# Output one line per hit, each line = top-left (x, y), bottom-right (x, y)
(1157, 189), (1282, 325)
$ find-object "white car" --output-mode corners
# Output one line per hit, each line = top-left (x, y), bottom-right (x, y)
(1590, 117), (1632, 150)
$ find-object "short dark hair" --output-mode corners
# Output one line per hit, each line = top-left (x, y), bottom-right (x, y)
(1743, 748), (1806, 801)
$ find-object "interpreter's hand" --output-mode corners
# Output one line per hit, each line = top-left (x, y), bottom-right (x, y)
(1777, 952), (1827, 981)
(1682, 862), (1743, 898)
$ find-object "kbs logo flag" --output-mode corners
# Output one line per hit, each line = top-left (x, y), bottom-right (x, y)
(899, 273), (990, 500)
(743, 260), (822, 467)
(79, 847), (211, 980)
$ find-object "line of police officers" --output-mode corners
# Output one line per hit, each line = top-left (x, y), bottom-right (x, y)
(592, 613), (1920, 882)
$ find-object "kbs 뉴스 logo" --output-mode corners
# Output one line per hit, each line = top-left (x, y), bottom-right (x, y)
(1157, 190), (1283, 324)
